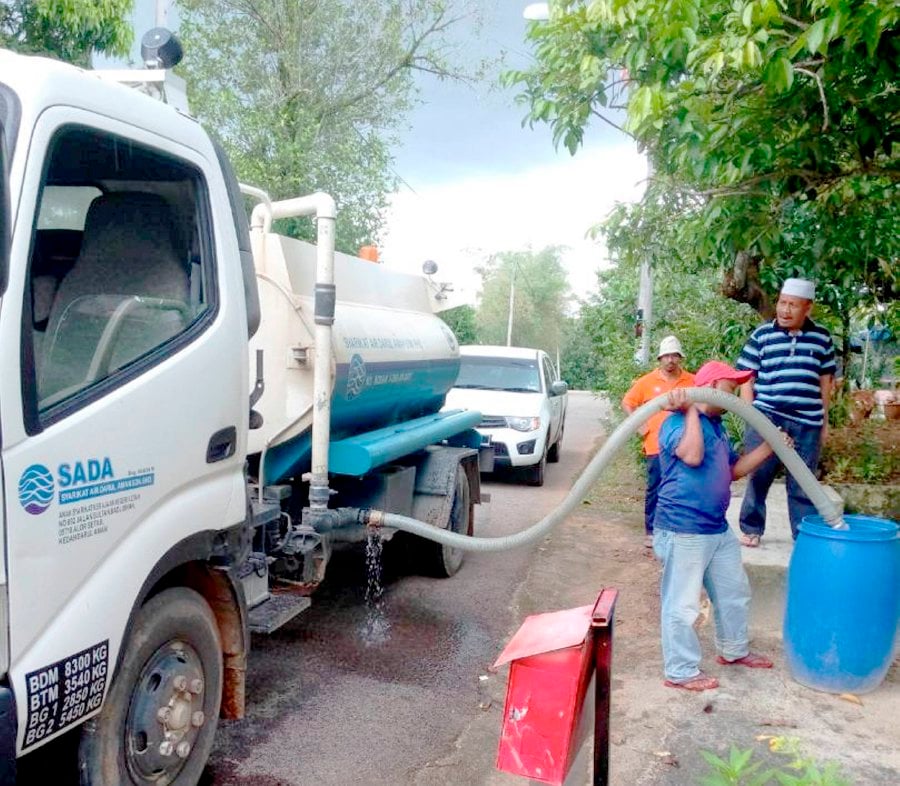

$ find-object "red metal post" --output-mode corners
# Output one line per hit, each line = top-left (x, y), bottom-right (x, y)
(590, 588), (619, 786)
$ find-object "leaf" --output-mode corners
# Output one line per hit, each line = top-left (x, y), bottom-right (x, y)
(742, 2), (754, 29)
(805, 18), (827, 55)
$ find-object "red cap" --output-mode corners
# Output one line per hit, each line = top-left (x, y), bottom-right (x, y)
(694, 361), (753, 388)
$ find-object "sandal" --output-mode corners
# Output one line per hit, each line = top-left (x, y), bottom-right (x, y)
(740, 533), (761, 548)
(663, 673), (719, 692)
(717, 652), (773, 669)
(643, 535), (654, 549)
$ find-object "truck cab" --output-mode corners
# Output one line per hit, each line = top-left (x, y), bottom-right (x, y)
(0, 51), (259, 782)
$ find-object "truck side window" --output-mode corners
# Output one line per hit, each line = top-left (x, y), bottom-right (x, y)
(26, 125), (216, 421)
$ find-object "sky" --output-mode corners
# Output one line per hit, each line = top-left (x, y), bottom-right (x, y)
(110, 1), (647, 307)
(379, 3), (647, 306)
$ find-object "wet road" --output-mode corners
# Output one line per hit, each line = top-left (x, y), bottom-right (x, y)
(15, 391), (607, 785)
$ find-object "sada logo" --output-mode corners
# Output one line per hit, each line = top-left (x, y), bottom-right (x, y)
(346, 353), (367, 400)
(18, 464), (55, 515)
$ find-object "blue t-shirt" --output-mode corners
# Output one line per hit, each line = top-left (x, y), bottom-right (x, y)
(653, 412), (738, 535)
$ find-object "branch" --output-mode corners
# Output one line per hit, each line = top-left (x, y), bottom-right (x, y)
(589, 108), (634, 138)
(795, 67), (829, 130)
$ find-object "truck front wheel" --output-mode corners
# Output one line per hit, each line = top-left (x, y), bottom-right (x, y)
(78, 587), (223, 785)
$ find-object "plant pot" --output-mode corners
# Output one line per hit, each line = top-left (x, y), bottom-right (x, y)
(885, 402), (900, 421)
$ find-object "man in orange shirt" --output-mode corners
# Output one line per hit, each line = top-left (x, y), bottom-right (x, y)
(622, 336), (695, 548)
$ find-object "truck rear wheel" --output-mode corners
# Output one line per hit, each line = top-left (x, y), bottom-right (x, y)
(78, 587), (223, 786)
(419, 464), (470, 578)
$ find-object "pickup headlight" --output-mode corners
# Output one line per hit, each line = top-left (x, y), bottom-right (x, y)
(506, 416), (541, 432)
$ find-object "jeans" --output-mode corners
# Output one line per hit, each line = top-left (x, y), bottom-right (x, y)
(739, 413), (822, 540)
(644, 454), (661, 535)
(653, 529), (751, 683)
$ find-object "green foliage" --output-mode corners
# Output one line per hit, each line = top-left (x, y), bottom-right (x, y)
(700, 738), (850, 786)
(0, 0), (133, 66)
(559, 315), (606, 389)
(577, 250), (758, 404)
(439, 304), (479, 345)
(508, 0), (898, 333)
(821, 420), (898, 484)
(474, 247), (571, 354)
(178, 0), (479, 254)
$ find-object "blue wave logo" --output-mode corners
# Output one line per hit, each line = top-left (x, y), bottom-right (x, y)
(346, 353), (367, 400)
(19, 464), (55, 515)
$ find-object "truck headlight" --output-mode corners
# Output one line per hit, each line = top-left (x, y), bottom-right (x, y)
(506, 416), (541, 432)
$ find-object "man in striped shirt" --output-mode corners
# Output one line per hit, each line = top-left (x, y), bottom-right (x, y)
(735, 278), (836, 544)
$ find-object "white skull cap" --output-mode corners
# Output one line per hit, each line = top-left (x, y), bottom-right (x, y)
(781, 278), (815, 300)
(657, 335), (684, 358)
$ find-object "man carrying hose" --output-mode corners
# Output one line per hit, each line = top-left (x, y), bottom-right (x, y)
(654, 361), (792, 692)
(735, 278), (836, 545)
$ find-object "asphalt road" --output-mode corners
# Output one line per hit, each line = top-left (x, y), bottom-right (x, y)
(15, 391), (608, 785)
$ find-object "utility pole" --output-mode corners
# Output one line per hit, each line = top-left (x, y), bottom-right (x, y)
(155, 0), (169, 26)
(636, 259), (653, 364)
(506, 265), (516, 347)
(636, 154), (654, 365)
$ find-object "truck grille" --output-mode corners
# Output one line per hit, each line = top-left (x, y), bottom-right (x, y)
(479, 415), (507, 429)
(493, 443), (509, 458)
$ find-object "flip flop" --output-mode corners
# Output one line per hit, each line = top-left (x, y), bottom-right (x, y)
(663, 673), (719, 692)
(740, 534), (761, 548)
(717, 652), (773, 669)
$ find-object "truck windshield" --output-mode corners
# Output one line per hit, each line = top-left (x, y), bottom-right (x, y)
(455, 356), (541, 393)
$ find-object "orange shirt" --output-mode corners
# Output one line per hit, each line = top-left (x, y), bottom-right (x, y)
(622, 368), (695, 456)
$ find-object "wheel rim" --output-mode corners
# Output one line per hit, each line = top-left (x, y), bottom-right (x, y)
(124, 640), (208, 783)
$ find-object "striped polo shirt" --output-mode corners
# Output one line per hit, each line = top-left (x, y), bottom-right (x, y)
(736, 319), (836, 426)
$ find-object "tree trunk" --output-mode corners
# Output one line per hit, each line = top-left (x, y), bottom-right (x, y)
(721, 250), (775, 319)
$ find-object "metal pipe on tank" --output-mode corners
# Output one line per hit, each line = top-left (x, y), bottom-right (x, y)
(247, 191), (337, 510)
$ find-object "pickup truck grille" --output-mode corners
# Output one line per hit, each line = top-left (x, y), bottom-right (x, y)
(492, 443), (509, 458)
(479, 415), (507, 429)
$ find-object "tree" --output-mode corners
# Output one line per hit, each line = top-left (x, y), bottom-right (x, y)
(439, 304), (479, 345)
(0, 0), (133, 66)
(578, 254), (759, 403)
(178, 0), (480, 254)
(508, 0), (898, 347)
(474, 247), (571, 353)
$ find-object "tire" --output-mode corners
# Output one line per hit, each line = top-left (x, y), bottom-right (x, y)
(78, 588), (223, 786)
(418, 464), (471, 578)
(526, 447), (546, 487)
(547, 425), (563, 463)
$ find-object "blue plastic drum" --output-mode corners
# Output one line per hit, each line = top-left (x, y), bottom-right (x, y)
(784, 514), (900, 693)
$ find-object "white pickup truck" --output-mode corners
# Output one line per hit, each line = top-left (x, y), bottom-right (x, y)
(444, 345), (568, 486)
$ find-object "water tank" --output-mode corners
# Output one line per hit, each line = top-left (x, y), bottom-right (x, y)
(248, 234), (460, 482)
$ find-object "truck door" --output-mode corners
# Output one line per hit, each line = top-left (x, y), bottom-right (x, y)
(0, 113), (248, 754)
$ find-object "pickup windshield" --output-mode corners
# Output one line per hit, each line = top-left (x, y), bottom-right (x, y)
(455, 355), (541, 393)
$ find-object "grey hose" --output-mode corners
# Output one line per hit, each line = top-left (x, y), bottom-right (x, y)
(379, 387), (845, 551)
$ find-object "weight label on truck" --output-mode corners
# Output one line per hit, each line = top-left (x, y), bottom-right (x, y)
(22, 640), (109, 750)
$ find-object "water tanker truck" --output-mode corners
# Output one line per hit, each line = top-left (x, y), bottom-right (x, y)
(0, 34), (488, 784)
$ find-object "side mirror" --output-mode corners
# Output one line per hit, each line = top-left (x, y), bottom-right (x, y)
(550, 380), (568, 397)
